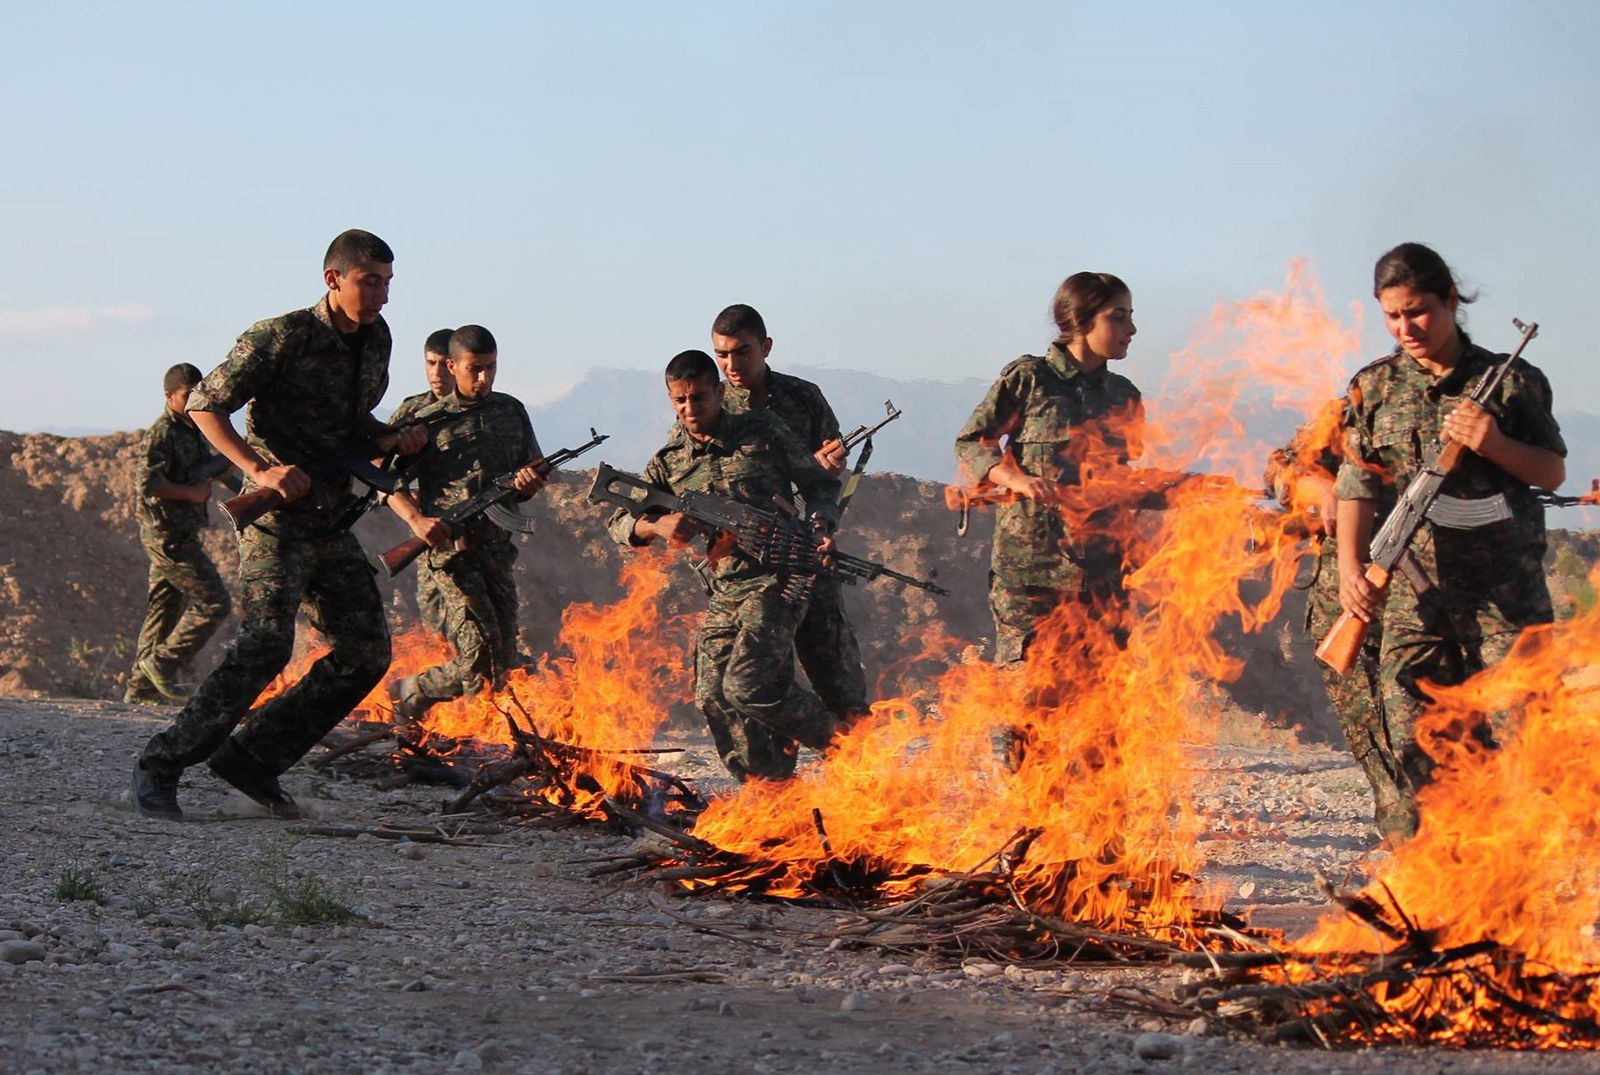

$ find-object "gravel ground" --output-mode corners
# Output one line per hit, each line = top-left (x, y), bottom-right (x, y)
(2, 697), (1596, 1075)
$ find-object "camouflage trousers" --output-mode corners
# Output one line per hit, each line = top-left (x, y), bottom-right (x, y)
(989, 559), (1127, 665)
(139, 526), (390, 777)
(128, 533), (231, 689)
(1305, 541), (1407, 836)
(414, 557), (448, 638)
(1376, 559), (1551, 835)
(696, 578), (842, 781)
(413, 542), (520, 706)
(793, 575), (868, 723)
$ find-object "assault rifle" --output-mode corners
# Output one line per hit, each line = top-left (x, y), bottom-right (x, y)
(944, 469), (1265, 535)
(379, 428), (609, 576)
(589, 462), (947, 594)
(837, 400), (902, 460)
(1316, 318), (1541, 675)
(219, 408), (472, 533)
(1541, 478), (1600, 509)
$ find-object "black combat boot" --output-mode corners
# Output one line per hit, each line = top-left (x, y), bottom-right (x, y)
(206, 739), (300, 819)
(130, 761), (183, 819)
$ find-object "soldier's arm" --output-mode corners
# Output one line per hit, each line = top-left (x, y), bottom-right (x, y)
(187, 328), (311, 500)
(811, 387), (846, 474)
(607, 454), (692, 546)
(954, 365), (1026, 485)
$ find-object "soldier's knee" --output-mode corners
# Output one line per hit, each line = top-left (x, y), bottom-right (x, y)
(234, 628), (296, 673)
(724, 676), (783, 714)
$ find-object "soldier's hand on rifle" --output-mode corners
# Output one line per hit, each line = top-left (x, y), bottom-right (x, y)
(253, 463), (313, 502)
(814, 438), (847, 475)
(408, 514), (453, 549)
(1337, 562), (1381, 624)
(1442, 400), (1499, 455)
(986, 456), (1063, 505)
(384, 422), (429, 456)
(1294, 472), (1338, 536)
(510, 462), (547, 497)
(812, 525), (837, 567)
(636, 511), (700, 547)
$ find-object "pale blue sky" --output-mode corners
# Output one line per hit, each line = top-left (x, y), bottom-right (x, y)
(3, 1), (1596, 433)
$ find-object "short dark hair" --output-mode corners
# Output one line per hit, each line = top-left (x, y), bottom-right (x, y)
(424, 328), (454, 356)
(712, 304), (767, 340)
(163, 363), (203, 394)
(1373, 242), (1477, 308)
(1051, 272), (1131, 345)
(665, 349), (719, 385)
(323, 229), (394, 274)
(449, 324), (497, 359)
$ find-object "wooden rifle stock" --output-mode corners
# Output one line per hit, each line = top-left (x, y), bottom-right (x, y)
(219, 487), (283, 533)
(380, 536), (429, 577)
(1314, 562), (1390, 675)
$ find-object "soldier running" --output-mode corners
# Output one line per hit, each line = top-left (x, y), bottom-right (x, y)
(385, 325), (546, 724)
(606, 349), (843, 781)
(124, 362), (234, 705)
(387, 327), (456, 638)
(131, 229), (427, 820)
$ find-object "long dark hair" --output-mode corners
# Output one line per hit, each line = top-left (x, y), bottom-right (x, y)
(1372, 242), (1478, 312)
(1051, 272), (1130, 345)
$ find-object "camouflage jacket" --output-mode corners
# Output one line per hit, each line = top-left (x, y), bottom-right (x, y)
(187, 294), (393, 535)
(387, 390), (442, 427)
(406, 391), (541, 548)
(1263, 399), (1345, 516)
(136, 406), (215, 543)
(607, 409), (841, 593)
(954, 344), (1144, 560)
(722, 369), (841, 453)
(1334, 340), (1565, 579)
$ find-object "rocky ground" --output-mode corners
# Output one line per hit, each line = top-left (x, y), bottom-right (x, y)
(4, 697), (1598, 1075)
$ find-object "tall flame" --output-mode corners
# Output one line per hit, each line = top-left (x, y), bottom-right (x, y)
(687, 263), (1366, 935)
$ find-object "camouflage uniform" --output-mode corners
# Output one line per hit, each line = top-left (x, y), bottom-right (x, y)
(402, 391), (541, 708)
(1335, 341), (1564, 831)
(388, 391), (448, 637)
(723, 370), (868, 726)
(127, 407), (232, 696)
(607, 409), (842, 781)
(138, 295), (396, 779)
(1264, 410), (1404, 834)
(954, 344), (1144, 664)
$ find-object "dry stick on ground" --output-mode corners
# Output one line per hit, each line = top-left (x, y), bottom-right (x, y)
(309, 728), (394, 770)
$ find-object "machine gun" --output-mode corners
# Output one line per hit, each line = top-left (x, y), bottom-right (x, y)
(1316, 317), (1541, 675)
(379, 428), (609, 576)
(589, 462), (947, 595)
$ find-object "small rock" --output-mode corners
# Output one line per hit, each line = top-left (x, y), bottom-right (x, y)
(1, 939), (47, 964)
(449, 1049), (483, 1072)
(840, 991), (874, 1012)
(401, 979), (428, 992)
(1132, 1032), (1189, 1060)
(962, 961), (1003, 978)
(396, 844), (425, 861)
(877, 963), (914, 976)
(242, 924), (268, 939)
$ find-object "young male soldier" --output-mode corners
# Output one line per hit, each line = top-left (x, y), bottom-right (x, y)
(124, 363), (233, 705)
(131, 229), (428, 820)
(386, 325), (546, 723)
(710, 304), (870, 745)
(387, 327), (456, 638)
(607, 349), (843, 781)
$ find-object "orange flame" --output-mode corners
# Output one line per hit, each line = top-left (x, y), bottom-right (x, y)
(684, 263), (1365, 937)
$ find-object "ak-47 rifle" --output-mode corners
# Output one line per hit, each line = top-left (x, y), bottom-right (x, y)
(590, 462), (947, 595)
(1316, 317), (1541, 675)
(218, 408), (475, 533)
(1540, 478), (1600, 509)
(379, 428), (609, 576)
(943, 469), (1265, 536)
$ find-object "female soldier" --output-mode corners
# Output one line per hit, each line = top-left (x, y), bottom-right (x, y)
(1334, 242), (1565, 837)
(955, 272), (1144, 667)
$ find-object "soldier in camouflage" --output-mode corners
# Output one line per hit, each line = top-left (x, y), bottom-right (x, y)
(1264, 401), (1405, 836)
(125, 363), (233, 705)
(607, 349), (843, 781)
(954, 273), (1145, 666)
(131, 229), (428, 820)
(385, 325), (546, 723)
(1336, 243), (1565, 838)
(710, 304), (869, 762)
(387, 327), (456, 639)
